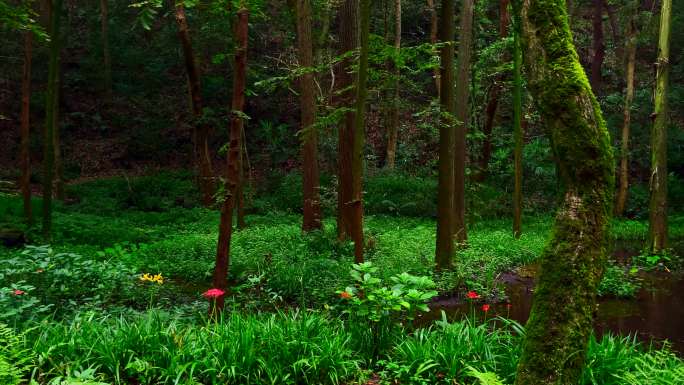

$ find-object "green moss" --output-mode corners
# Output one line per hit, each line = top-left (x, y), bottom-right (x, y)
(515, 1), (615, 384)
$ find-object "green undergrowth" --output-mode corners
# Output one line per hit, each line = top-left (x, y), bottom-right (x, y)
(1, 173), (682, 306)
(10, 309), (683, 385)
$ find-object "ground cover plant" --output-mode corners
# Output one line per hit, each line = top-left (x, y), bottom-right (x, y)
(2, 0), (684, 382)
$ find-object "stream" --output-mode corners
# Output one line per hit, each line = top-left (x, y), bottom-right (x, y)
(423, 269), (684, 354)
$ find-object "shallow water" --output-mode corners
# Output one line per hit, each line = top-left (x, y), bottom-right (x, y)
(422, 270), (684, 354)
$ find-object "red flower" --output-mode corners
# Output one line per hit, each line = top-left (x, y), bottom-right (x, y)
(506, 303), (512, 309)
(202, 288), (225, 299)
(482, 304), (490, 312)
(466, 291), (480, 300)
(340, 291), (352, 299)
(12, 289), (25, 296)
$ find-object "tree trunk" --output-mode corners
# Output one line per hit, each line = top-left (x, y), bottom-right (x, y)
(236, 123), (246, 230)
(335, 0), (358, 241)
(20, 31), (33, 224)
(42, 0), (62, 238)
(384, 0), (401, 170)
(476, 0), (509, 182)
(453, 0), (473, 245)
(295, 0), (323, 232)
(53, 53), (64, 201)
(351, 0), (370, 263)
(615, 3), (638, 217)
(435, 0), (456, 270)
(648, 0), (671, 253)
(427, 0), (440, 98)
(175, 3), (214, 206)
(512, 1), (523, 238)
(100, 0), (111, 99)
(212, 7), (248, 315)
(590, 0), (604, 93)
(514, 1), (615, 383)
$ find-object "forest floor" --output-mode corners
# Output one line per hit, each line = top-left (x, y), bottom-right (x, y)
(1, 172), (683, 384)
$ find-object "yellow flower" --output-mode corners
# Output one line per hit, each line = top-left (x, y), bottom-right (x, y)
(139, 273), (164, 285)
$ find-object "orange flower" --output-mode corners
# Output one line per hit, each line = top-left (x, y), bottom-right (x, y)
(340, 291), (352, 299)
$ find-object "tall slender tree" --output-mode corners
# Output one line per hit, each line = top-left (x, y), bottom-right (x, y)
(477, 0), (510, 181)
(212, 6), (248, 314)
(514, 0), (614, 383)
(453, 0), (473, 245)
(101, 0), (111, 99)
(590, 0), (604, 93)
(615, 0), (638, 217)
(42, 0), (62, 237)
(427, 0), (440, 98)
(435, 0), (456, 270)
(175, 2), (215, 206)
(648, 0), (671, 253)
(20, 29), (33, 224)
(350, 0), (371, 262)
(384, 0), (401, 170)
(336, 0), (358, 241)
(295, 0), (322, 231)
(512, 0), (523, 238)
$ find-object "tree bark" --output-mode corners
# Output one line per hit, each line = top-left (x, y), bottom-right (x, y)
(20, 31), (33, 224)
(335, 0), (358, 241)
(453, 0), (473, 245)
(100, 0), (111, 99)
(351, 0), (370, 263)
(648, 0), (671, 253)
(427, 0), (440, 98)
(175, 3), (215, 206)
(512, 1), (523, 238)
(295, 0), (322, 232)
(42, 0), (62, 238)
(615, 3), (638, 217)
(384, 0), (401, 170)
(213, 7), (248, 314)
(590, 0), (604, 93)
(514, 0), (615, 383)
(435, 0), (456, 270)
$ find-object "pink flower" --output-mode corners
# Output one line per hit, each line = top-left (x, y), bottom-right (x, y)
(202, 288), (225, 299)
(482, 304), (490, 312)
(466, 291), (480, 300)
(12, 289), (25, 296)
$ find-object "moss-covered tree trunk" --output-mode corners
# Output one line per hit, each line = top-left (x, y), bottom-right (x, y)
(615, 1), (638, 217)
(350, 0), (370, 263)
(42, 0), (62, 238)
(435, 0), (456, 270)
(453, 0), (473, 245)
(648, 0), (671, 253)
(514, 0), (615, 383)
(335, 0), (358, 242)
(175, 3), (215, 207)
(20, 31), (33, 224)
(295, 0), (323, 232)
(213, 7), (248, 314)
(512, 0), (523, 238)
